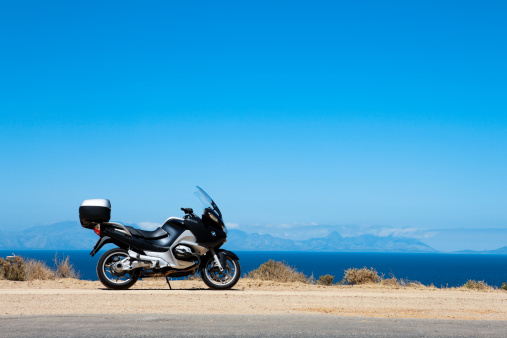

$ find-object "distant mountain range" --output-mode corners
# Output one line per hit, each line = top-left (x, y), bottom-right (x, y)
(0, 221), (505, 254)
(224, 229), (437, 253)
(0, 222), (98, 250)
(451, 247), (507, 255)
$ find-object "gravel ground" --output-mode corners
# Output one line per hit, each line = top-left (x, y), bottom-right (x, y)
(0, 279), (506, 320)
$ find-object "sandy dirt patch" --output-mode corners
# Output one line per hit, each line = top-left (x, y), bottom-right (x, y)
(0, 279), (506, 320)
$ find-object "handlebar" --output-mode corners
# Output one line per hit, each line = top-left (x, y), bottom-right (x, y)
(181, 207), (194, 214)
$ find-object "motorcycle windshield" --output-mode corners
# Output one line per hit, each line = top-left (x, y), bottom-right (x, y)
(194, 186), (223, 219)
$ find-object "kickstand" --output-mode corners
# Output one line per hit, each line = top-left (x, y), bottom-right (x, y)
(165, 277), (172, 290)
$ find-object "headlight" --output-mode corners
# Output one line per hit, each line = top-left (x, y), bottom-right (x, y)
(208, 212), (219, 223)
(207, 211), (226, 233)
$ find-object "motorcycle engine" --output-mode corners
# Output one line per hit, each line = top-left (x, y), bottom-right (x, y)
(173, 244), (195, 261)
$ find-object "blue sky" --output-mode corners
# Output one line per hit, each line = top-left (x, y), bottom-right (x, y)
(1, 1), (506, 247)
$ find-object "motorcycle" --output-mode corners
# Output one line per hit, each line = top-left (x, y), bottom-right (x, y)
(79, 186), (240, 290)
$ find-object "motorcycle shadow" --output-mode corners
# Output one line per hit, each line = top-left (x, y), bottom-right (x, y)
(99, 287), (244, 292)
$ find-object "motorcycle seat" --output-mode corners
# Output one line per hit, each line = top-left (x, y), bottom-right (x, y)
(125, 226), (168, 240)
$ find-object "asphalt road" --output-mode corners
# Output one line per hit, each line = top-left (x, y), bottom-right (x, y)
(1, 314), (505, 337)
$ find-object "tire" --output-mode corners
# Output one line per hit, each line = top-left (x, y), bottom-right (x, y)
(97, 248), (140, 290)
(201, 255), (241, 290)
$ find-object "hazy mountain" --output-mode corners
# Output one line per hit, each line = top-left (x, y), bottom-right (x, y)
(224, 230), (302, 251)
(302, 232), (436, 253)
(229, 224), (507, 252)
(0, 222), (97, 250)
(452, 246), (507, 255)
(225, 230), (437, 253)
(1, 221), (503, 254)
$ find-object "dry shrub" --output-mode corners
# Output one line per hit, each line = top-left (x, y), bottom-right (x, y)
(461, 279), (494, 291)
(0, 256), (26, 281)
(342, 267), (380, 285)
(54, 255), (80, 279)
(380, 277), (399, 286)
(248, 260), (309, 283)
(25, 259), (55, 281)
(317, 274), (335, 286)
(501, 283), (507, 291)
(378, 272), (400, 287)
(1, 254), (79, 281)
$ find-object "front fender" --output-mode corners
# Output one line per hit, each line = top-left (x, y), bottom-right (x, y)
(199, 249), (240, 271)
(217, 250), (239, 269)
(217, 249), (239, 261)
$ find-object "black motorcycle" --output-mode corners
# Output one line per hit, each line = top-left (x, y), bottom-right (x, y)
(79, 186), (240, 290)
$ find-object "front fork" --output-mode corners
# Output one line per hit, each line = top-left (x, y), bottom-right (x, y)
(210, 248), (224, 272)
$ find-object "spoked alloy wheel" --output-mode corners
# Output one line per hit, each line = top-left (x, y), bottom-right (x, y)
(97, 248), (140, 290)
(201, 255), (241, 290)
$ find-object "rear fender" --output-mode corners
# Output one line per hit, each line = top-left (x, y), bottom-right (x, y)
(90, 236), (124, 257)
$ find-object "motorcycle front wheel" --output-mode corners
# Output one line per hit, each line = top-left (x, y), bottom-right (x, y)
(97, 248), (140, 290)
(201, 255), (241, 290)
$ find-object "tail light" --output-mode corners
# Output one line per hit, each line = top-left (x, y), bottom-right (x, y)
(94, 224), (101, 236)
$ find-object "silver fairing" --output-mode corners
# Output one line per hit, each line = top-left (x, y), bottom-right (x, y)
(131, 230), (208, 270)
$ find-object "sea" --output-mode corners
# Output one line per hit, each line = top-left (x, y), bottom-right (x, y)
(1, 250), (506, 287)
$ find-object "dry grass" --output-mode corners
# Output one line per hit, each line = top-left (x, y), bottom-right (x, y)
(53, 255), (80, 279)
(0, 255), (79, 281)
(340, 268), (428, 288)
(248, 260), (309, 283)
(461, 279), (495, 291)
(25, 259), (55, 280)
(380, 277), (400, 286)
(341, 267), (381, 285)
(317, 274), (335, 286)
(247, 262), (427, 288)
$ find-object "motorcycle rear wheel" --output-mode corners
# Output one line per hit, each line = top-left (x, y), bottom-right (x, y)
(201, 255), (241, 290)
(97, 248), (140, 290)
